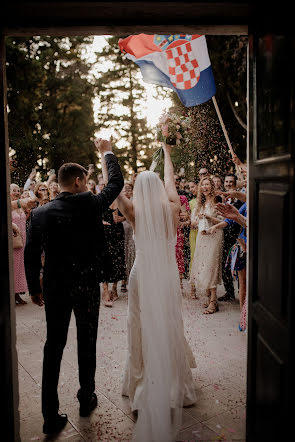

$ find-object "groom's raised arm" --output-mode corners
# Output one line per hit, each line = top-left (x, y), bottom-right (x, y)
(94, 139), (124, 212)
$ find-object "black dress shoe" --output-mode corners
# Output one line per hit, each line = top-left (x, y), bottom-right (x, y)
(43, 413), (67, 434)
(79, 392), (98, 417)
(218, 293), (235, 302)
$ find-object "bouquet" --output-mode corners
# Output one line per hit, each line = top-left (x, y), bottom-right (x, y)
(150, 112), (192, 170)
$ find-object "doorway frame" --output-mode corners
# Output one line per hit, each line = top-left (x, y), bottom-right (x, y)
(0, 2), (252, 440)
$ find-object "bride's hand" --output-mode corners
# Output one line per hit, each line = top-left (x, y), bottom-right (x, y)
(162, 143), (172, 155)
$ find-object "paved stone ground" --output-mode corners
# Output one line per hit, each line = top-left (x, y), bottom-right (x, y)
(16, 280), (247, 441)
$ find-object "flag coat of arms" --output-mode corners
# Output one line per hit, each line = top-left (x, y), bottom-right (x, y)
(119, 34), (216, 107)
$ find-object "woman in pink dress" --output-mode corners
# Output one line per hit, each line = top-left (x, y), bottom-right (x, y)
(11, 184), (28, 304)
(175, 194), (190, 289)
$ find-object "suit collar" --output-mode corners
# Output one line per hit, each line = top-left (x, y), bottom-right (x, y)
(55, 191), (74, 200)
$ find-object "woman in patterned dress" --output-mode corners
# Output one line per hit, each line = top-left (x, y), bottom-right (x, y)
(11, 184), (28, 304)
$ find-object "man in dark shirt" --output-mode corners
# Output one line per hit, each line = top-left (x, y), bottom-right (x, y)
(218, 174), (243, 301)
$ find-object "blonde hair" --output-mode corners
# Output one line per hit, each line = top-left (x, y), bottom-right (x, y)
(195, 177), (217, 216)
(34, 182), (49, 198)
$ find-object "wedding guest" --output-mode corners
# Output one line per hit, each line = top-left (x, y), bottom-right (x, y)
(87, 179), (97, 194)
(11, 184), (28, 305)
(48, 181), (59, 200)
(21, 189), (36, 225)
(190, 177), (224, 314)
(34, 182), (49, 206)
(96, 177), (105, 194)
(188, 180), (198, 298)
(175, 175), (191, 277)
(176, 194), (190, 290)
(121, 182), (135, 293)
(86, 164), (95, 181)
(174, 174), (190, 198)
(213, 174), (224, 191)
(102, 204), (126, 306)
(33, 185), (51, 289)
(11, 194), (36, 212)
(24, 169), (37, 198)
(209, 199), (247, 330)
(198, 167), (209, 180)
(46, 172), (58, 188)
(218, 173), (244, 302)
(21, 190), (30, 199)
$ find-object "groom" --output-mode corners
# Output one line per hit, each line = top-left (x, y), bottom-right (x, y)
(24, 139), (124, 434)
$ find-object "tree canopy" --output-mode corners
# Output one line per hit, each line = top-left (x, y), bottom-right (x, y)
(94, 36), (162, 177)
(6, 36), (97, 185)
(6, 34), (247, 184)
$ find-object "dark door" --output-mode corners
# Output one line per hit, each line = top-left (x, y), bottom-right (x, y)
(247, 23), (295, 442)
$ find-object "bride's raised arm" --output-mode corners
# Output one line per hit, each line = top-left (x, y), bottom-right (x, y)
(163, 143), (180, 206)
(163, 143), (181, 233)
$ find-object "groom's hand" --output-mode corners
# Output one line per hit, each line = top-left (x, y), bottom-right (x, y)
(94, 138), (112, 154)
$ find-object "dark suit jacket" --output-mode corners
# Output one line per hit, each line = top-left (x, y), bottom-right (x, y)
(24, 154), (124, 298)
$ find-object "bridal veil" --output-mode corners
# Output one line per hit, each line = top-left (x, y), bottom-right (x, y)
(132, 171), (193, 442)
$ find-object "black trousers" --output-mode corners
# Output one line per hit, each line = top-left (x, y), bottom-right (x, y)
(222, 235), (236, 298)
(42, 288), (100, 419)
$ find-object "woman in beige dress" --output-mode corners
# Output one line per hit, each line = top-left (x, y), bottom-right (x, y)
(190, 177), (224, 314)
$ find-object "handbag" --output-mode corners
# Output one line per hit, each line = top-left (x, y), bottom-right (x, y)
(13, 229), (24, 249)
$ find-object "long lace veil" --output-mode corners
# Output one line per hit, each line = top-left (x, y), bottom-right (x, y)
(132, 171), (187, 442)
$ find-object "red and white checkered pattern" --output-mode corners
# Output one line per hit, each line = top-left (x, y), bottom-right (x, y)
(166, 41), (200, 90)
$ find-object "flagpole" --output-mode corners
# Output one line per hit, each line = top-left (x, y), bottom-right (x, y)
(212, 95), (235, 157)
(212, 95), (244, 181)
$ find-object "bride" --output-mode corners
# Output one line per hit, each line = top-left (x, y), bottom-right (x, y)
(101, 143), (197, 441)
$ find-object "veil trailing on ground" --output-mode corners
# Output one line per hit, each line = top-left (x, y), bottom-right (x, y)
(132, 171), (188, 442)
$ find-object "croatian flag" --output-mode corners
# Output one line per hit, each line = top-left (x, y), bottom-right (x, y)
(119, 34), (216, 107)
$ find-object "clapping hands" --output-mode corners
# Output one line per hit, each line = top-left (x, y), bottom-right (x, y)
(216, 202), (240, 220)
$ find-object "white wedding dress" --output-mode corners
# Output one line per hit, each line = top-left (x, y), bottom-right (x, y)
(121, 171), (197, 442)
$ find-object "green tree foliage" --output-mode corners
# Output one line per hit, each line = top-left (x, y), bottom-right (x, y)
(6, 36), (97, 185)
(94, 36), (158, 176)
(168, 36), (248, 180)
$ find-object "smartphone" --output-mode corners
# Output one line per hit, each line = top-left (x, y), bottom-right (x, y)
(88, 164), (94, 169)
(49, 169), (55, 175)
(32, 168), (36, 173)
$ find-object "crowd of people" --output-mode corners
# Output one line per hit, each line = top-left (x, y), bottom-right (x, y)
(172, 157), (248, 331)
(9, 141), (248, 439)
(10, 152), (248, 332)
